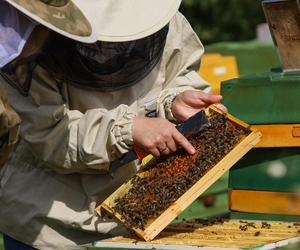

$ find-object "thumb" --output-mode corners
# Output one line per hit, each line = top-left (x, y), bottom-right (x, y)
(198, 92), (223, 104)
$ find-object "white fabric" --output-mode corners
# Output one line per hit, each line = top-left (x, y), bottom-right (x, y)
(0, 12), (211, 249)
(0, 1), (35, 68)
(6, 0), (181, 43)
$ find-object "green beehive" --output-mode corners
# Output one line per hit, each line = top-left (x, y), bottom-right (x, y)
(228, 148), (300, 221)
(221, 71), (300, 124)
(206, 41), (280, 75)
(229, 148), (300, 193)
(226, 0), (300, 222)
(230, 212), (300, 222)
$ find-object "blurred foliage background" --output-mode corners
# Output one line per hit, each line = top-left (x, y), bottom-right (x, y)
(180, 0), (266, 45)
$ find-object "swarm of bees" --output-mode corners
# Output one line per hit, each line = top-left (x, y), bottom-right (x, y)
(114, 112), (250, 230)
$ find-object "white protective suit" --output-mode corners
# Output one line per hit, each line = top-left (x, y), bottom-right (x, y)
(0, 12), (210, 250)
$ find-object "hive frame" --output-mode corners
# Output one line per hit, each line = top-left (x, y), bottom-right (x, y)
(96, 106), (262, 241)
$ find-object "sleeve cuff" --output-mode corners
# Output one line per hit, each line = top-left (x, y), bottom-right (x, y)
(163, 92), (180, 123)
(113, 110), (136, 148)
(158, 87), (193, 122)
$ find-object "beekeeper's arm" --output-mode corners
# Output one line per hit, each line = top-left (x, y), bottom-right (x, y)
(157, 12), (223, 122)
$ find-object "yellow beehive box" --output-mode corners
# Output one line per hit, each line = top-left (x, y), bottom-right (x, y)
(199, 53), (239, 95)
(229, 189), (300, 216)
(253, 124), (300, 148)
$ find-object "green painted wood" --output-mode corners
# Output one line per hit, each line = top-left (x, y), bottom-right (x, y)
(230, 212), (300, 222)
(221, 71), (300, 124)
(229, 148), (300, 192)
(206, 41), (280, 75)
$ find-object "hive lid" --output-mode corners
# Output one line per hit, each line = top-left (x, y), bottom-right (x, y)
(262, 0), (300, 71)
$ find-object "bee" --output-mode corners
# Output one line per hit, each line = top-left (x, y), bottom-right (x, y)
(261, 222), (271, 229)
(254, 231), (261, 236)
(113, 112), (249, 230)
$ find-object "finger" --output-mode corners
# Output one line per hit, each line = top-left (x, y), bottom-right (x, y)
(172, 130), (195, 155)
(157, 142), (169, 156)
(197, 92), (223, 105)
(166, 139), (177, 153)
(151, 147), (161, 158)
(159, 146), (170, 156)
(215, 103), (228, 113)
(157, 141), (167, 151)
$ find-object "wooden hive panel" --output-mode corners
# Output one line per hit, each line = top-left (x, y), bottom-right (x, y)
(228, 148), (300, 193)
(96, 219), (300, 249)
(263, 0), (300, 70)
(96, 106), (262, 241)
(253, 124), (300, 148)
(229, 189), (300, 216)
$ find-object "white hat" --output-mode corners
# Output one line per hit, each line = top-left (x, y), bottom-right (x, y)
(5, 0), (182, 43)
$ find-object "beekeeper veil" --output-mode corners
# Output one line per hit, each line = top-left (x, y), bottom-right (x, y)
(0, 1), (36, 68)
(38, 24), (169, 91)
(3, 0), (181, 93)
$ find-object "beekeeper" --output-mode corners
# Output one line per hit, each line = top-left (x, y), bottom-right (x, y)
(0, 0), (225, 249)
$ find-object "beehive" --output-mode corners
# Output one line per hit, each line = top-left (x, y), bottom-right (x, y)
(221, 71), (300, 125)
(229, 148), (300, 193)
(198, 53), (239, 95)
(95, 219), (300, 249)
(205, 41), (280, 76)
(263, 0), (300, 71)
(96, 106), (261, 241)
(229, 189), (300, 217)
(229, 148), (300, 220)
(252, 124), (300, 148)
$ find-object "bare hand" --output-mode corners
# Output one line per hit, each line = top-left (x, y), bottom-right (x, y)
(172, 90), (227, 121)
(132, 117), (195, 157)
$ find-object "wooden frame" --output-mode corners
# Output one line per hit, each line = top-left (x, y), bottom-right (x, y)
(95, 219), (300, 249)
(263, 0), (300, 70)
(229, 189), (300, 216)
(96, 106), (262, 241)
(253, 124), (300, 148)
